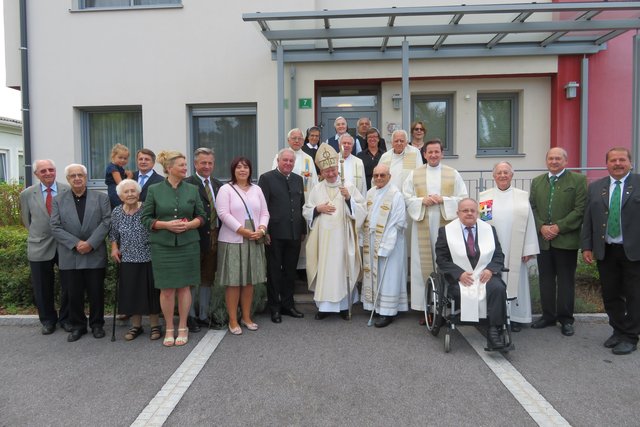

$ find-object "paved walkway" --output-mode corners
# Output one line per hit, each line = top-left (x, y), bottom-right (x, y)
(1, 308), (638, 427)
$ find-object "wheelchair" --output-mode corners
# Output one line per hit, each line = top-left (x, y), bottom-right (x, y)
(423, 270), (514, 353)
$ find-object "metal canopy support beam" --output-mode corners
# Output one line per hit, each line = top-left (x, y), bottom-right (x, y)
(580, 56), (589, 169)
(434, 13), (464, 50)
(487, 11), (532, 49)
(290, 65), (296, 131)
(277, 45), (285, 149)
(380, 15), (395, 52)
(324, 16), (333, 53)
(633, 34), (640, 167)
(541, 10), (602, 47)
(402, 40), (410, 131)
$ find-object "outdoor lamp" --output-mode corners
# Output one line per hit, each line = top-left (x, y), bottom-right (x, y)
(565, 81), (579, 99)
(392, 94), (402, 109)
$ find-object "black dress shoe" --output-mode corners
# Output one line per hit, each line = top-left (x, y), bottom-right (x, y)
(271, 311), (282, 323)
(339, 310), (350, 320)
(487, 326), (504, 349)
(531, 318), (556, 329)
(92, 327), (106, 339)
(196, 317), (212, 327)
(560, 323), (574, 336)
(314, 311), (329, 320)
(41, 324), (56, 335)
(60, 322), (73, 333)
(604, 334), (622, 348)
(374, 316), (393, 328)
(510, 322), (522, 333)
(281, 307), (304, 318)
(187, 316), (201, 333)
(67, 329), (87, 342)
(612, 341), (637, 355)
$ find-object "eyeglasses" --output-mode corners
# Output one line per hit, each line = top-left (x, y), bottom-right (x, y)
(373, 174), (388, 178)
(67, 173), (86, 179)
(459, 209), (477, 214)
(413, 127), (425, 132)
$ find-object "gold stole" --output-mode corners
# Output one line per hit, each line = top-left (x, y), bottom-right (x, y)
(414, 165), (456, 277)
(361, 187), (396, 302)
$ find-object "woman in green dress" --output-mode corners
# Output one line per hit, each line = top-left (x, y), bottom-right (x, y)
(141, 150), (205, 347)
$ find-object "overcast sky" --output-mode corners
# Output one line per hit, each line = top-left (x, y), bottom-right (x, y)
(0, 0), (22, 121)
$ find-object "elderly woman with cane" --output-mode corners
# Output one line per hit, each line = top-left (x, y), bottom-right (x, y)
(141, 151), (205, 347)
(110, 179), (161, 341)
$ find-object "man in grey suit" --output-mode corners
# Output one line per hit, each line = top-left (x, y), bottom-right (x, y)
(50, 164), (111, 342)
(582, 147), (640, 355)
(20, 159), (71, 335)
(133, 148), (164, 202)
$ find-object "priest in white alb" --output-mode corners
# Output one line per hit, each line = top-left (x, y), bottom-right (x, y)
(435, 198), (508, 350)
(403, 138), (468, 318)
(360, 164), (408, 328)
(337, 134), (367, 198)
(304, 144), (367, 319)
(378, 129), (421, 190)
(478, 161), (539, 330)
(272, 128), (318, 201)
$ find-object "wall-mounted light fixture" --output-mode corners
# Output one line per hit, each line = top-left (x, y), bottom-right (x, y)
(564, 81), (580, 99)
(391, 94), (402, 110)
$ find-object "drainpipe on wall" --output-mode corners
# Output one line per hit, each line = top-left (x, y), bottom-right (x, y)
(19, 0), (32, 187)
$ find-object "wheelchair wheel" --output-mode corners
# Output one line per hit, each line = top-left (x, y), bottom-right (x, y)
(444, 332), (451, 353)
(424, 274), (443, 337)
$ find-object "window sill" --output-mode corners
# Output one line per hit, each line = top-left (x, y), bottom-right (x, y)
(475, 153), (526, 158)
(70, 4), (182, 13)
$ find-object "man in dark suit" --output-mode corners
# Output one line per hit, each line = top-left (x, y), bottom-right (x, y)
(435, 198), (507, 349)
(50, 164), (111, 342)
(582, 147), (640, 355)
(529, 147), (587, 336)
(258, 148), (306, 323)
(184, 147), (223, 330)
(20, 159), (71, 335)
(133, 148), (164, 202)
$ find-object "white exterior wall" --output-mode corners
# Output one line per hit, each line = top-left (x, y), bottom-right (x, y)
(4, 0), (555, 181)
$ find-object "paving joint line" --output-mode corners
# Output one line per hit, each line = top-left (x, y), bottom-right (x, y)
(458, 325), (572, 427)
(130, 329), (226, 427)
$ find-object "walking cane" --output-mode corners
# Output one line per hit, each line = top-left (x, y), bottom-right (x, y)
(367, 256), (389, 326)
(339, 146), (352, 320)
(111, 263), (119, 342)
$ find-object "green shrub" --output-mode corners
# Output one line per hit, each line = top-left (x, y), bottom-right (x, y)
(0, 183), (24, 227)
(0, 226), (32, 307)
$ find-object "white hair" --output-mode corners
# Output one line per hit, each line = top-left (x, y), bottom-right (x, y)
(116, 178), (141, 197)
(391, 129), (408, 141)
(64, 163), (87, 176)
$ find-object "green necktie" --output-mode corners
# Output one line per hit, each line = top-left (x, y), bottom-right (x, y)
(204, 179), (217, 228)
(547, 175), (558, 223)
(607, 180), (622, 238)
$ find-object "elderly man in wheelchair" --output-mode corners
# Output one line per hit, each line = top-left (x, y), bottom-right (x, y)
(433, 197), (510, 351)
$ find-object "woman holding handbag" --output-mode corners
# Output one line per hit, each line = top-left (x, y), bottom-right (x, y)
(216, 157), (269, 335)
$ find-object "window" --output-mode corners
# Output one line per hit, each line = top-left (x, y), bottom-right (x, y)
(0, 152), (6, 183)
(18, 153), (25, 184)
(79, 0), (181, 9)
(412, 95), (454, 155)
(190, 105), (257, 182)
(80, 107), (143, 186)
(477, 93), (519, 155)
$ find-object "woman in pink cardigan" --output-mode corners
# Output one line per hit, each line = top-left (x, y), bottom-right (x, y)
(216, 157), (269, 335)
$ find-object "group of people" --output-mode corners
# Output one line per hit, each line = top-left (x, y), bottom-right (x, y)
(19, 115), (639, 355)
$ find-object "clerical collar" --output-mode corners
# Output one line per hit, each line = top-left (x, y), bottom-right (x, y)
(305, 143), (318, 149)
(427, 163), (441, 170)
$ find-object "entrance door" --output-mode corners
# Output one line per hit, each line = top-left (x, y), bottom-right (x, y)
(318, 87), (381, 143)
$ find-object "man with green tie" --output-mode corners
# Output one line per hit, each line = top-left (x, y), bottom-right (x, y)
(582, 147), (640, 355)
(529, 147), (587, 336)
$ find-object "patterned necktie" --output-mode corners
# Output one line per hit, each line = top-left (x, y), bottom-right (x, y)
(607, 180), (622, 238)
(466, 226), (476, 257)
(204, 179), (217, 228)
(45, 187), (53, 216)
(547, 175), (558, 223)
(139, 174), (147, 187)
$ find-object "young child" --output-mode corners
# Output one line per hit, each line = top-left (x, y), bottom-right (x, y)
(106, 143), (133, 208)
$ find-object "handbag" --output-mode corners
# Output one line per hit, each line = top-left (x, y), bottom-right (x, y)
(228, 183), (266, 244)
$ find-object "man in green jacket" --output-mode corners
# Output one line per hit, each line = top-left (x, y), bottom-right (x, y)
(529, 147), (587, 336)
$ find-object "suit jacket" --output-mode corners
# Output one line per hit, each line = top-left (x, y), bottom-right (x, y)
(435, 223), (504, 283)
(50, 189), (111, 270)
(529, 170), (587, 250)
(326, 134), (363, 155)
(581, 173), (640, 261)
(183, 174), (223, 252)
(133, 169), (164, 202)
(20, 181), (70, 262)
(258, 169), (306, 241)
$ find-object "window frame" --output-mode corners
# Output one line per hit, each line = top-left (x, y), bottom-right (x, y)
(189, 104), (258, 182)
(476, 92), (519, 156)
(411, 94), (454, 156)
(75, 0), (182, 11)
(79, 106), (143, 187)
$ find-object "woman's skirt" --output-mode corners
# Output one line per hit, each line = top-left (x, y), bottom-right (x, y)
(151, 241), (200, 289)
(217, 233), (266, 287)
(118, 262), (161, 315)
